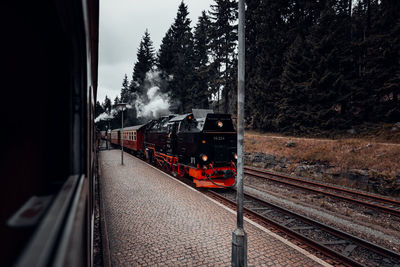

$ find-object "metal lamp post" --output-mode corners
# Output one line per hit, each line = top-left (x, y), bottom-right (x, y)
(232, 0), (247, 266)
(116, 103), (127, 165)
(105, 117), (111, 150)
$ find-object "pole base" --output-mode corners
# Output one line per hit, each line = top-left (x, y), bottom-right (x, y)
(232, 228), (247, 267)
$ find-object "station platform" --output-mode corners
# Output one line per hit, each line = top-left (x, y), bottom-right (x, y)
(99, 149), (332, 266)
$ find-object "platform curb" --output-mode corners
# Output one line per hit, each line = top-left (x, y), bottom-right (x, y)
(98, 152), (112, 267)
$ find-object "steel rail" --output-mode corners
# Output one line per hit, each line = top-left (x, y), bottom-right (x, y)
(138, 156), (400, 266)
(244, 167), (400, 217)
(208, 189), (400, 267)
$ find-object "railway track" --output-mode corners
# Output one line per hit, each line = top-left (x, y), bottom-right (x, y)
(132, 153), (400, 265)
(244, 166), (400, 217)
(208, 189), (400, 267)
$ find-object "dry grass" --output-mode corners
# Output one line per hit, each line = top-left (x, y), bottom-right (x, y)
(245, 132), (400, 176)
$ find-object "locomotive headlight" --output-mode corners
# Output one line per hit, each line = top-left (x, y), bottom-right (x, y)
(201, 154), (208, 162)
(217, 121), (223, 127)
(234, 153), (237, 159)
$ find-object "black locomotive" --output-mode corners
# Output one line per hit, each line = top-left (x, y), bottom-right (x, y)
(112, 109), (237, 188)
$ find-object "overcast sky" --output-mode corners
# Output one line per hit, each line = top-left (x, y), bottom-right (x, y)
(98, 0), (215, 104)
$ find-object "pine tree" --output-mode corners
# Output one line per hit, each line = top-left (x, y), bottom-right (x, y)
(131, 29), (155, 96)
(157, 2), (195, 113)
(383, 19), (400, 120)
(113, 96), (120, 108)
(244, 0), (260, 128)
(102, 95), (112, 114)
(304, 1), (353, 130)
(246, 0), (291, 130)
(120, 74), (130, 103)
(278, 35), (313, 133)
(157, 27), (175, 82)
(208, 0), (237, 113)
(95, 101), (105, 118)
(192, 11), (212, 109)
(277, 1), (355, 133)
(362, 0), (400, 122)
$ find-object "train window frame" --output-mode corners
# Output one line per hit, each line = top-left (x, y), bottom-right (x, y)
(134, 131), (137, 141)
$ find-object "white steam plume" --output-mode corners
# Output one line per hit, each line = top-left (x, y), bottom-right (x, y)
(95, 112), (113, 123)
(94, 108), (119, 123)
(132, 70), (170, 119)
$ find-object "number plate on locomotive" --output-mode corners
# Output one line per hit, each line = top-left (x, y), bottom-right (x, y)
(213, 136), (225, 141)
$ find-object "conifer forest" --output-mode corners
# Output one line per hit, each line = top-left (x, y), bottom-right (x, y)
(96, 0), (400, 136)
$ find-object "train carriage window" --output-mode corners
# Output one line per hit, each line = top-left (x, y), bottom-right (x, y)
(134, 131), (137, 141)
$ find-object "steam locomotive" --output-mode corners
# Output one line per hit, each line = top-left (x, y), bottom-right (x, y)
(110, 109), (237, 188)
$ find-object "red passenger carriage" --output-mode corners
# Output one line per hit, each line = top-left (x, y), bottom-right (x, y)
(110, 125), (146, 156)
(121, 125), (146, 155)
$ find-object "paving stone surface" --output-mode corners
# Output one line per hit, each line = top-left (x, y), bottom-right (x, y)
(99, 150), (328, 266)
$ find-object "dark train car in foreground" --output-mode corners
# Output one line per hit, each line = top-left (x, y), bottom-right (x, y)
(2, 0), (99, 266)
